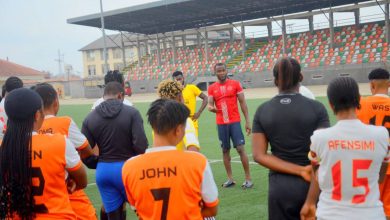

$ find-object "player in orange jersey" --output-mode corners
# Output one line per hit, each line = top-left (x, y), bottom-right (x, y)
(34, 83), (98, 220)
(122, 99), (219, 219)
(0, 88), (87, 219)
(357, 68), (390, 219)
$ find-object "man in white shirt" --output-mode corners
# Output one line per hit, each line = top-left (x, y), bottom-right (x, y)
(92, 70), (132, 110)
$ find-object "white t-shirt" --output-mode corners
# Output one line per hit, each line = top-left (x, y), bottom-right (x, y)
(299, 85), (315, 100)
(91, 97), (133, 110)
(0, 99), (7, 140)
(310, 119), (389, 220)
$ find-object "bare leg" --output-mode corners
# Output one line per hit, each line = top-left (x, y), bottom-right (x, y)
(222, 148), (233, 180)
(236, 145), (251, 181)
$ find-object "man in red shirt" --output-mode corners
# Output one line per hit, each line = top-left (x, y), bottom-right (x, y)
(208, 62), (253, 188)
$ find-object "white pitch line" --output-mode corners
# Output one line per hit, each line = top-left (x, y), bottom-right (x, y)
(87, 158), (257, 187)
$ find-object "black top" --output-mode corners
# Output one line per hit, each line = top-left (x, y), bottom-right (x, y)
(252, 93), (330, 166)
(82, 99), (148, 162)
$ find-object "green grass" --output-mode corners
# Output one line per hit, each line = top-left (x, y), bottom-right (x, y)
(58, 97), (336, 220)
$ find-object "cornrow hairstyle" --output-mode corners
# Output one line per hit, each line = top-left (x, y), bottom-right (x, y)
(273, 57), (301, 91)
(0, 88), (43, 220)
(327, 77), (361, 114)
(4, 76), (23, 93)
(157, 79), (183, 100)
(33, 83), (58, 109)
(147, 99), (189, 135)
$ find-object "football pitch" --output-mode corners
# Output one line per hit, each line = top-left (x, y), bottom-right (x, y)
(58, 97), (337, 220)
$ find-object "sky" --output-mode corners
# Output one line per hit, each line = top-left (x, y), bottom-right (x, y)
(0, 1), (385, 76)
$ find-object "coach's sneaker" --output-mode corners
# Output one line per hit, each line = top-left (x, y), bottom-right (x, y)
(241, 180), (253, 189)
(221, 179), (236, 188)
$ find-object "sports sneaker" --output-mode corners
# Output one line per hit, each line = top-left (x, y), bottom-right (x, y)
(221, 179), (236, 188)
(241, 180), (254, 189)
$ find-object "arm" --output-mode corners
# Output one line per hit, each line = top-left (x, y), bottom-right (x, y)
(201, 161), (219, 217)
(65, 138), (88, 190)
(193, 93), (208, 120)
(379, 163), (388, 184)
(237, 93), (251, 135)
(300, 168), (320, 220)
(252, 133), (311, 181)
(131, 110), (148, 155)
(184, 119), (200, 152)
(207, 96), (218, 113)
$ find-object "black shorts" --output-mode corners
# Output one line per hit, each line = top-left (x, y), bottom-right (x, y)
(268, 172), (309, 220)
(217, 122), (245, 149)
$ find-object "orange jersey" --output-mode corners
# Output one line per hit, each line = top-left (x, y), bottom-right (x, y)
(38, 115), (96, 220)
(122, 147), (219, 220)
(357, 95), (390, 172)
(357, 95), (390, 133)
(32, 133), (82, 219)
(39, 115), (89, 150)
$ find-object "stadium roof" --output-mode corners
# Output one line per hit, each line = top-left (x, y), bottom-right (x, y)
(68, 0), (371, 35)
(79, 30), (241, 51)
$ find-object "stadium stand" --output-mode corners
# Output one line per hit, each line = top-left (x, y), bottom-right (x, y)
(127, 22), (389, 81)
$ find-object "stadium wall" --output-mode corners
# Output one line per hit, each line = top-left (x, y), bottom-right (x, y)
(123, 62), (387, 94)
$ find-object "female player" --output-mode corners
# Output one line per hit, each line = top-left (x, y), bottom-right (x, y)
(252, 57), (330, 220)
(0, 88), (87, 219)
(301, 77), (389, 220)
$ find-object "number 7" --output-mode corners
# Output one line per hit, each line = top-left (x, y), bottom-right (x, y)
(331, 159), (372, 204)
(151, 188), (171, 220)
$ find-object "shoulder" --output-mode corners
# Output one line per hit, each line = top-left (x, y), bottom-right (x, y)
(311, 128), (332, 143)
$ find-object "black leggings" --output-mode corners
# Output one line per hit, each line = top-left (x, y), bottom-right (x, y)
(268, 172), (310, 220)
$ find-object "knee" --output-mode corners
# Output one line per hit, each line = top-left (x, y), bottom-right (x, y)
(236, 146), (245, 155)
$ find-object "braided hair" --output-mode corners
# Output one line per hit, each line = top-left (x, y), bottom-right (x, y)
(0, 88), (43, 220)
(273, 57), (302, 92)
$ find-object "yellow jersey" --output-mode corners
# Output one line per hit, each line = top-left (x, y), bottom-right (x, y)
(183, 84), (202, 117)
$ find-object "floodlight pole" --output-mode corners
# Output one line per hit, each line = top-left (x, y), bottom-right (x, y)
(100, 0), (108, 75)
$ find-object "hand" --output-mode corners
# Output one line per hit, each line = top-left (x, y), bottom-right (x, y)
(192, 112), (201, 121)
(300, 165), (312, 182)
(245, 122), (251, 136)
(300, 202), (316, 220)
(208, 105), (218, 113)
(66, 178), (76, 194)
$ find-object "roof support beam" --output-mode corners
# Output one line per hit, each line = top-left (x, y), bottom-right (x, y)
(136, 36), (142, 67)
(267, 22), (273, 41)
(229, 27), (234, 44)
(156, 35), (161, 66)
(386, 1), (390, 43)
(308, 14), (314, 33)
(172, 33), (176, 65)
(329, 10), (335, 49)
(120, 32), (126, 69)
(282, 18), (287, 56)
(241, 23), (246, 59)
(205, 30), (209, 63)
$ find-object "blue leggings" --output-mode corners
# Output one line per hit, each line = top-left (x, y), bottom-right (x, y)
(96, 161), (127, 213)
